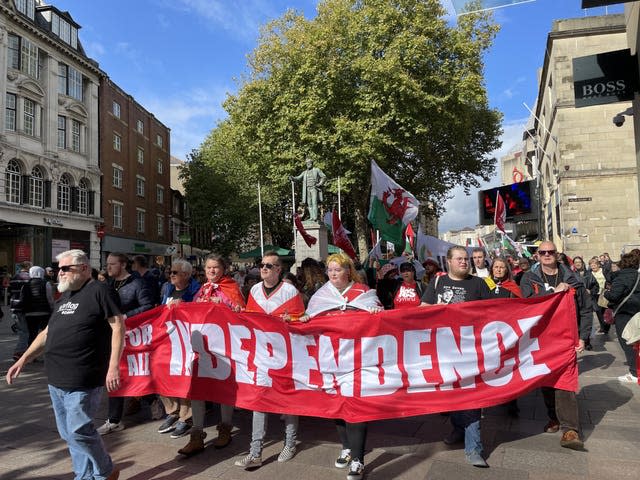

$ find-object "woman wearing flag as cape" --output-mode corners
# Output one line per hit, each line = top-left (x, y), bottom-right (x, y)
(307, 252), (382, 480)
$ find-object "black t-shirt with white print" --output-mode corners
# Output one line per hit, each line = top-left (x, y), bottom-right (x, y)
(45, 279), (122, 389)
(421, 274), (492, 305)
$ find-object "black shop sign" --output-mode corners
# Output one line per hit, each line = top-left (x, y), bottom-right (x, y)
(573, 49), (639, 108)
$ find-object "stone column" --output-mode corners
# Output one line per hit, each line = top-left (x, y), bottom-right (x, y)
(294, 222), (329, 267)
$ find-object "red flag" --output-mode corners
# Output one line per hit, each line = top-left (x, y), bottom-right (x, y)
(332, 211), (357, 259)
(294, 213), (317, 247)
(405, 223), (415, 250)
(494, 192), (506, 233)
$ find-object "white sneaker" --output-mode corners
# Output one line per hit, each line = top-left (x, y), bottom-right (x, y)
(97, 420), (124, 435)
(277, 445), (297, 462)
(347, 459), (364, 480)
(335, 448), (351, 468)
(618, 373), (638, 383)
(234, 453), (262, 469)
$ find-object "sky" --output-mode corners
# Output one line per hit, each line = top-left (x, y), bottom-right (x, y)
(52, 0), (625, 233)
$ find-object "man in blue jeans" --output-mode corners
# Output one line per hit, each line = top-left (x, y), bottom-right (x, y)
(6, 249), (124, 480)
(421, 245), (493, 468)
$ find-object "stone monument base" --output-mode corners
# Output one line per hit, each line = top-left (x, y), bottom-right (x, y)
(294, 221), (329, 268)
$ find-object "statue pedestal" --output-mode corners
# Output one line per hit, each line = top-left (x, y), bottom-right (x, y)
(295, 222), (328, 267)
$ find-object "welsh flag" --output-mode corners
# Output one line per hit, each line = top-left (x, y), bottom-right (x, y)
(368, 160), (419, 251)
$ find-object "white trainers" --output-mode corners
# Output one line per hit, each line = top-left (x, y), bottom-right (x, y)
(97, 420), (124, 435)
(234, 453), (262, 469)
(347, 459), (364, 480)
(277, 445), (297, 462)
(618, 373), (639, 383)
(335, 448), (352, 468)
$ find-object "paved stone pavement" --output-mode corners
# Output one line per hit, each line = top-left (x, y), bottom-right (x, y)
(1, 304), (639, 480)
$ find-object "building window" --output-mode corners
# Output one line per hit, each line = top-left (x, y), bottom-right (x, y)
(21, 37), (39, 78)
(51, 12), (77, 48)
(112, 101), (120, 118)
(113, 202), (123, 229)
(157, 215), (164, 237)
(57, 173), (71, 212)
(57, 116), (66, 148)
(8, 35), (20, 70)
(113, 133), (121, 151)
(6, 93), (17, 131)
(58, 64), (83, 101)
(30, 166), (44, 207)
(16, 0), (35, 20)
(136, 176), (145, 197)
(136, 209), (145, 233)
(23, 98), (35, 136)
(112, 165), (123, 188)
(136, 119), (144, 133)
(5, 159), (21, 204)
(156, 185), (164, 204)
(156, 134), (163, 148)
(157, 159), (163, 174)
(78, 178), (89, 215)
(71, 120), (81, 152)
(137, 147), (144, 164)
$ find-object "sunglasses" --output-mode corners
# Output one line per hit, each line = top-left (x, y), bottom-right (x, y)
(538, 250), (557, 256)
(59, 264), (84, 272)
(170, 270), (182, 275)
(259, 263), (278, 270)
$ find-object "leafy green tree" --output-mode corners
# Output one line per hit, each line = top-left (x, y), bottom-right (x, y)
(196, 0), (501, 254)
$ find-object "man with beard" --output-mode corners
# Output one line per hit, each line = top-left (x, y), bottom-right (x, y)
(520, 241), (591, 450)
(6, 250), (124, 480)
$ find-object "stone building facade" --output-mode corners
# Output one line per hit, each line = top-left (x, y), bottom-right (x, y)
(526, 14), (639, 258)
(0, 0), (102, 268)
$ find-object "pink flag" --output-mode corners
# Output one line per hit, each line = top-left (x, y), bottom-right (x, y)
(332, 211), (357, 259)
(294, 213), (317, 247)
(494, 192), (506, 233)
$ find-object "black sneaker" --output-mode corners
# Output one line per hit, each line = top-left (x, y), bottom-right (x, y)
(158, 414), (179, 433)
(170, 420), (192, 438)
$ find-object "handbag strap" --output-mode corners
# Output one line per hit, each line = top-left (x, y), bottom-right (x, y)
(613, 268), (640, 316)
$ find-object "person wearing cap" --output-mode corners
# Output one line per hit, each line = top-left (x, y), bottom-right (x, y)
(392, 262), (423, 309)
(421, 258), (442, 288)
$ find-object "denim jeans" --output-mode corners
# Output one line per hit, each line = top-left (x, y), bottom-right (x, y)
(48, 385), (114, 480)
(250, 411), (298, 456)
(450, 409), (483, 455)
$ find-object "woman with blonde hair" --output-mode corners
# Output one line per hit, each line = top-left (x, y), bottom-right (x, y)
(306, 252), (382, 480)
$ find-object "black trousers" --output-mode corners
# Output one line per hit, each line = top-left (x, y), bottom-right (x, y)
(335, 419), (367, 462)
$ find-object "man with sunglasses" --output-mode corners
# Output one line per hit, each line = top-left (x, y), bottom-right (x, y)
(520, 241), (592, 450)
(6, 250), (124, 480)
(235, 251), (306, 469)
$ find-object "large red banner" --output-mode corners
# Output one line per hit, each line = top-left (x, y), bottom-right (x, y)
(114, 292), (579, 422)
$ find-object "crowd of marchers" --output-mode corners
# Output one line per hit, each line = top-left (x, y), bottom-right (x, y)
(5, 242), (640, 480)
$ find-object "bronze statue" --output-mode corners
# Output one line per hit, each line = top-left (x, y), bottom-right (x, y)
(290, 158), (326, 222)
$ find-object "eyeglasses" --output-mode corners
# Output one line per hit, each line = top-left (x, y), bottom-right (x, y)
(259, 263), (278, 270)
(170, 270), (182, 275)
(450, 257), (469, 263)
(538, 250), (557, 256)
(59, 264), (84, 272)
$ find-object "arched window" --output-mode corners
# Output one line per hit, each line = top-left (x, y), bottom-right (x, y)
(5, 159), (21, 204)
(78, 178), (89, 215)
(58, 173), (71, 212)
(30, 166), (44, 207)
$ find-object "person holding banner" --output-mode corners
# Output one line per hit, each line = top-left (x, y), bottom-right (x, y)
(392, 262), (423, 309)
(520, 241), (591, 450)
(235, 251), (306, 469)
(420, 245), (492, 468)
(178, 254), (246, 457)
(306, 252), (383, 480)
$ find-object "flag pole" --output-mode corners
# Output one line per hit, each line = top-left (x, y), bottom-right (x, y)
(258, 181), (264, 257)
(291, 179), (296, 249)
(337, 176), (341, 219)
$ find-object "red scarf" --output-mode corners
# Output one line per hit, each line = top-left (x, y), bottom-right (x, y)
(195, 275), (245, 308)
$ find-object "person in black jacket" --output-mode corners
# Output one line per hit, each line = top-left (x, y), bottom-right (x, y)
(604, 252), (640, 383)
(520, 241), (592, 451)
(22, 266), (54, 347)
(97, 252), (154, 435)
